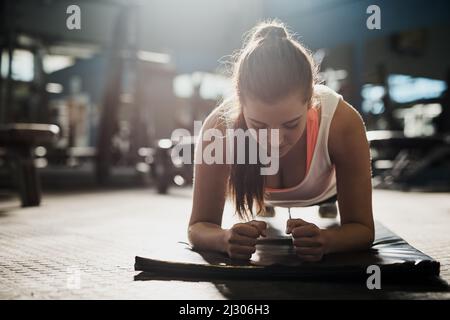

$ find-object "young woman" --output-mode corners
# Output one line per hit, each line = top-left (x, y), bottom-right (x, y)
(188, 20), (374, 262)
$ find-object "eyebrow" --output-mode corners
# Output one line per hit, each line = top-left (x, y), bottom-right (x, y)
(248, 115), (303, 126)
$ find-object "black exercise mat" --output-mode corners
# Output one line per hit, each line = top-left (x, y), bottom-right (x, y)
(135, 222), (440, 282)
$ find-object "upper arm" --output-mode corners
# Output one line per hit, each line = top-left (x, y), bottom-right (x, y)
(328, 99), (374, 230)
(189, 106), (231, 227)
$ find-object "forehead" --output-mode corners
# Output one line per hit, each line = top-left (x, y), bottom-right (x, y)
(242, 91), (308, 123)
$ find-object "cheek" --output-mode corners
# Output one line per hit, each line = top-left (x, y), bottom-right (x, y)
(250, 129), (278, 147)
(283, 123), (306, 145)
(289, 127), (305, 143)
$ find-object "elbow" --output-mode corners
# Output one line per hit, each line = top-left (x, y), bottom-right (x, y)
(365, 225), (375, 249)
(187, 222), (205, 250)
(352, 222), (375, 250)
(187, 223), (197, 247)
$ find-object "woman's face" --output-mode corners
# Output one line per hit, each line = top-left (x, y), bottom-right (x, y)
(242, 90), (309, 158)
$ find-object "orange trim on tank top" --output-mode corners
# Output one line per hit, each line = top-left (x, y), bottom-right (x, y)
(265, 107), (319, 193)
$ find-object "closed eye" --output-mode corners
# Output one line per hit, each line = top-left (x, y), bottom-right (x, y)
(284, 122), (299, 129)
(249, 121), (267, 129)
(248, 115), (303, 129)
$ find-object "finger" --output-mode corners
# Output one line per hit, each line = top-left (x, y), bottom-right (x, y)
(229, 244), (256, 255)
(229, 233), (258, 246)
(286, 218), (310, 234)
(292, 224), (320, 238)
(294, 247), (323, 256)
(233, 223), (260, 238)
(293, 237), (322, 248)
(248, 220), (267, 237)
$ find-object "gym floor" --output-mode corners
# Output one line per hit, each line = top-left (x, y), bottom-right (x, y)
(0, 186), (449, 299)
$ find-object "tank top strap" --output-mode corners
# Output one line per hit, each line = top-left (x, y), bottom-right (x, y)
(306, 106), (319, 174)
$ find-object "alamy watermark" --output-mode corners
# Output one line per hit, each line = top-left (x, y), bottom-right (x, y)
(366, 265), (381, 289)
(171, 121), (280, 175)
(65, 5), (381, 32)
(66, 5), (81, 30)
(366, 5), (381, 30)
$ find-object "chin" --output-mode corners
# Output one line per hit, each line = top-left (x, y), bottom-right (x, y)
(275, 146), (290, 157)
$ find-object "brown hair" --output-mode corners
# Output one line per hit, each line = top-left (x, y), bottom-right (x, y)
(220, 19), (319, 220)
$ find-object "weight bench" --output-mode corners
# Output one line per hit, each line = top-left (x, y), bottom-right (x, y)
(0, 123), (59, 207)
(367, 130), (450, 188)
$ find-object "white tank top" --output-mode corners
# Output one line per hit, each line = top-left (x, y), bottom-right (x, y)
(264, 84), (342, 207)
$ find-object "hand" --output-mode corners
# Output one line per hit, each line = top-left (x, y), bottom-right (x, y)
(286, 219), (327, 262)
(224, 220), (267, 260)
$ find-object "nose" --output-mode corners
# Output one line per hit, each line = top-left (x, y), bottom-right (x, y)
(267, 129), (285, 148)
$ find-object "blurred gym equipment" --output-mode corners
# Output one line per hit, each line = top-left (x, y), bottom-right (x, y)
(365, 62), (450, 190)
(0, 123), (59, 206)
(0, 0), (195, 195)
(368, 131), (450, 189)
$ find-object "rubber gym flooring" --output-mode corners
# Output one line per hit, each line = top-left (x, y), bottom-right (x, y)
(0, 184), (449, 299)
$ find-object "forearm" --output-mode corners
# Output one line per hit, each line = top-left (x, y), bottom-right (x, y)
(322, 223), (374, 254)
(188, 222), (228, 253)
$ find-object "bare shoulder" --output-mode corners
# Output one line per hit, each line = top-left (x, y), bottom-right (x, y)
(194, 99), (235, 167)
(328, 98), (369, 163)
(202, 98), (236, 133)
(330, 99), (366, 135)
